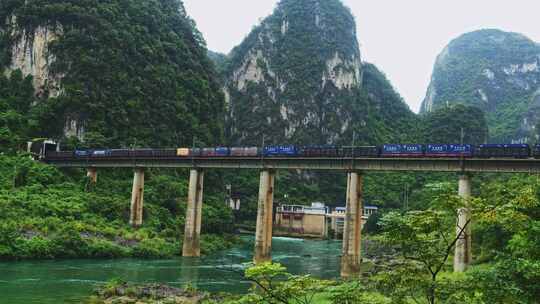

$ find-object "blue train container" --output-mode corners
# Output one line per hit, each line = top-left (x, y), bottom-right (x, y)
(448, 144), (472, 156)
(426, 144), (472, 157)
(264, 145), (298, 156)
(426, 144), (448, 156)
(74, 150), (91, 157)
(402, 144), (424, 156)
(381, 144), (402, 156)
(383, 144), (423, 157)
(92, 150), (109, 157)
(215, 147), (230, 157)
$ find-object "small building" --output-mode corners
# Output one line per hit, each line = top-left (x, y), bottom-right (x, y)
(328, 205), (379, 238)
(274, 202), (379, 239)
(274, 203), (329, 238)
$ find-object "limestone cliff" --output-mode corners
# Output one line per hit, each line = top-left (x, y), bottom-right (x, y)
(420, 29), (540, 142)
(7, 24), (62, 96)
(223, 0), (364, 145)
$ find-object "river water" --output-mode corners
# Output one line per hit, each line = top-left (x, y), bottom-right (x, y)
(0, 236), (342, 303)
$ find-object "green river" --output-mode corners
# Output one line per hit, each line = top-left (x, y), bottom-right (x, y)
(0, 236), (342, 303)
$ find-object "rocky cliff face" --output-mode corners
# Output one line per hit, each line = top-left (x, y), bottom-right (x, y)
(223, 0), (364, 145)
(6, 18), (63, 99)
(420, 29), (540, 142)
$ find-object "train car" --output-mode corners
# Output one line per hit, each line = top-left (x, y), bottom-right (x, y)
(200, 147), (230, 157)
(45, 151), (74, 160)
(215, 147), (230, 157)
(130, 149), (155, 158)
(448, 144), (473, 157)
(230, 147), (259, 157)
(109, 149), (131, 158)
(534, 145), (540, 159)
(92, 150), (110, 157)
(152, 149), (176, 158)
(425, 144), (472, 157)
(75, 150), (92, 158)
(300, 145), (339, 157)
(340, 146), (379, 158)
(177, 148), (190, 157)
(190, 148), (202, 157)
(381, 144), (424, 157)
(476, 144), (530, 158)
(264, 145), (298, 157)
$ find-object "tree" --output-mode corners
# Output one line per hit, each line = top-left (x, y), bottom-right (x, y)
(237, 262), (333, 304)
(375, 183), (476, 304)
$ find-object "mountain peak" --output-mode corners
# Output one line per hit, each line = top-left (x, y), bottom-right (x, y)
(420, 29), (540, 142)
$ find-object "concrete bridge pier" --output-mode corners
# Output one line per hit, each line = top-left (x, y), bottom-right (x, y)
(129, 168), (145, 227)
(341, 171), (363, 278)
(454, 174), (473, 272)
(87, 168), (97, 184)
(183, 169), (204, 257)
(254, 169), (276, 264)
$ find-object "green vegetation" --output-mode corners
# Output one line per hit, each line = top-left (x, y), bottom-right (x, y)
(0, 154), (236, 259)
(421, 104), (489, 144)
(222, 0), (416, 146)
(0, 0), (224, 148)
(421, 29), (540, 142)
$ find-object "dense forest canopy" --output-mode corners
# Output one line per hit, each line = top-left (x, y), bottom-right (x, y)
(0, 0), (225, 149)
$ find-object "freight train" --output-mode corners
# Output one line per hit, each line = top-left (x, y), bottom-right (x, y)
(43, 144), (540, 160)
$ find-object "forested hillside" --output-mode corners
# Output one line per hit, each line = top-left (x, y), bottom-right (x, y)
(0, 0), (224, 149)
(421, 29), (540, 142)
(221, 0), (416, 146)
(0, 0), (235, 260)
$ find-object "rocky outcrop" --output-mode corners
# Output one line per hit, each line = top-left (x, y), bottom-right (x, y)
(6, 17), (63, 98)
(420, 29), (540, 142)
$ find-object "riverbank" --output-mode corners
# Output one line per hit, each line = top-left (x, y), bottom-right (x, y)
(88, 281), (234, 304)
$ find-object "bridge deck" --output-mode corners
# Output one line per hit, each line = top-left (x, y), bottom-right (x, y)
(44, 157), (540, 173)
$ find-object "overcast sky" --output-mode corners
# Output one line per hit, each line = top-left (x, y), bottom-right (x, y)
(184, 0), (540, 113)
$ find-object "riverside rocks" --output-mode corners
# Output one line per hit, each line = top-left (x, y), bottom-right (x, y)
(94, 282), (231, 304)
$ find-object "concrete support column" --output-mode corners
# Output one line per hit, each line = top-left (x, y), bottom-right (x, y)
(87, 168), (97, 184)
(341, 172), (363, 278)
(129, 168), (145, 227)
(254, 170), (276, 264)
(454, 174), (472, 272)
(183, 169), (204, 257)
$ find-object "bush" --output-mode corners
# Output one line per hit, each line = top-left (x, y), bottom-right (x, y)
(87, 239), (130, 258)
(132, 238), (178, 259)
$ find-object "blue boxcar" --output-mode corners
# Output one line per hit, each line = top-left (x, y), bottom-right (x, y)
(426, 144), (472, 157)
(449, 144), (472, 156)
(75, 150), (91, 157)
(264, 145), (298, 156)
(426, 144), (448, 156)
(215, 147), (230, 156)
(402, 144), (424, 156)
(381, 144), (402, 156)
(92, 150), (109, 157)
(382, 144), (423, 157)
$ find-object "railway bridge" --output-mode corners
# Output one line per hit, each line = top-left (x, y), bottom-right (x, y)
(46, 156), (540, 277)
